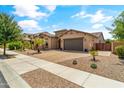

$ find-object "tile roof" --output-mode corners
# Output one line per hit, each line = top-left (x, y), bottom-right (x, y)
(91, 32), (103, 37)
(41, 32), (55, 37)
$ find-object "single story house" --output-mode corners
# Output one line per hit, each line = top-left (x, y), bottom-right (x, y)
(24, 29), (105, 51)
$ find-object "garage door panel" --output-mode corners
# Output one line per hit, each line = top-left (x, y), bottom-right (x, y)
(64, 38), (83, 51)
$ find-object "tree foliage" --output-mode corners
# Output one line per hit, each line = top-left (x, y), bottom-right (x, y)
(0, 13), (22, 55)
(34, 38), (45, 53)
(111, 11), (124, 40)
(34, 38), (45, 47)
(105, 39), (112, 44)
(8, 41), (23, 50)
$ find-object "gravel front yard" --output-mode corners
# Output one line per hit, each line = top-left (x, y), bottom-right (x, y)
(58, 54), (124, 82)
(21, 68), (81, 88)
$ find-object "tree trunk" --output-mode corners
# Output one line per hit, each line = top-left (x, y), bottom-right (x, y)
(37, 49), (40, 53)
(3, 42), (6, 56)
(93, 56), (96, 61)
(37, 47), (40, 53)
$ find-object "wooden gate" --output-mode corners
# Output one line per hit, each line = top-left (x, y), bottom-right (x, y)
(94, 43), (111, 51)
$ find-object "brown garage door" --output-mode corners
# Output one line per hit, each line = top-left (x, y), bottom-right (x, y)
(64, 38), (83, 51)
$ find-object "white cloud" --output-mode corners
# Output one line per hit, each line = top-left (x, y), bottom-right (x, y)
(90, 10), (113, 23)
(18, 20), (42, 31)
(71, 11), (85, 18)
(72, 10), (113, 24)
(13, 5), (48, 19)
(102, 30), (112, 39)
(92, 24), (103, 29)
(44, 5), (56, 12)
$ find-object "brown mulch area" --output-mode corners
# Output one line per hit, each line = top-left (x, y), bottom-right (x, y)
(58, 54), (124, 82)
(21, 68), (81, 88)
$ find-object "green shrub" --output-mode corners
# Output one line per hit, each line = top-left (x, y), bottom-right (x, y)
(22, 41), (31, 49)
(115, 45), (124, 59)
(8, 41), (23, 50)
(72, 59), (78, 65)
(90, 63), (97, 69)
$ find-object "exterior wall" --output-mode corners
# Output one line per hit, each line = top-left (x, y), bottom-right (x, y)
(51, 37), (58, 49)
(84, 35), (97, 50)
(38, 35), (58, 49)
(59, 30), (97, 51)
(112, 41), (124, 53)
(47, 38), (52, 49)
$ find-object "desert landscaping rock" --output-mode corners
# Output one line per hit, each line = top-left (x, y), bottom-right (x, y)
(58, 54), (124, 83)
(21, 69), (81, 88)
(9, 50), (124, 83)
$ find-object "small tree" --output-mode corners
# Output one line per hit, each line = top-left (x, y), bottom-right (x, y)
(20, 40), (31, 51)
(89, 49), (98, 61)
(106, 11), (124, 40)
(34, 38), (45, 53)
(0, 13), (22, 55)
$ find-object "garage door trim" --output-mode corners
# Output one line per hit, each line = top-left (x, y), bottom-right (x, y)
(64, 38), (83, 51)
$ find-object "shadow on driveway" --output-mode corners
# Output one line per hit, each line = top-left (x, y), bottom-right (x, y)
(0, 54), (17, 60)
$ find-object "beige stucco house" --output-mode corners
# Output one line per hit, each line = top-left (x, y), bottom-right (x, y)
(24, 29), (105, 51)
(33, 32), (58, 49)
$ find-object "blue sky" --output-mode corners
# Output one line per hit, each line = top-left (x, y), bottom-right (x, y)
(0, 5), (124, 39)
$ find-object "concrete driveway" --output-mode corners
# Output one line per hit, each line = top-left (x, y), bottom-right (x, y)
(18, 50), (111, 63)
(28, 50), (90, 63)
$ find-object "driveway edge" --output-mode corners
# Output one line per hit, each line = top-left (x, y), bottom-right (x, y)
(0, 62), (31, 88)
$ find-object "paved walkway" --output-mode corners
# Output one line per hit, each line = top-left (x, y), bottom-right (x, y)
(0, 61), (31, 88)
(0, 49), (124, 88)
(98, 51), (111, 56)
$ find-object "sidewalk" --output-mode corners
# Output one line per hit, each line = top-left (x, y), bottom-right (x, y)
(0, 49), (124, 88)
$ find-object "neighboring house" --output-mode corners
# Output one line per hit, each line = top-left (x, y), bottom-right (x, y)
(24, 29), (105, 51)
(91, 32), (105, 43)
(34, 32), (58, 49)
(23, 32), (58, 49)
